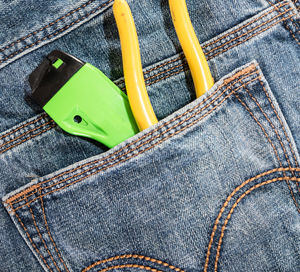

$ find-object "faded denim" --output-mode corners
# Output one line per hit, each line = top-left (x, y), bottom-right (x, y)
(0, 0), (300, 271)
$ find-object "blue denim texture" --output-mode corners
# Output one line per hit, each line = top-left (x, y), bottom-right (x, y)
(0, 0), (299, 271)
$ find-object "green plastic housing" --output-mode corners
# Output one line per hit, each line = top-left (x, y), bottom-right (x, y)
(43, 63), (139, 148)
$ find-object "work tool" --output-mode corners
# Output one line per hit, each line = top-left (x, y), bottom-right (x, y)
(29, 50), (139, 148)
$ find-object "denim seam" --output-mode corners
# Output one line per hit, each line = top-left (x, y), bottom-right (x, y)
(204, 3), (292, 56)
(12, 204), (54, 272)
(82, 254), (185, 272)
(4, 64), (258, 205)
(7, 71), (264, 210)
(0, 121), (56, 154)
(214, 176), (300, 272)
(0, 2), (295, 149)
(10, 170), (300, 272)
(233, 91), (300, 213)
(207, 13), (296, 59)
(244, 85), (300, 194)
(204, 168), (300, 272)
(97, 264), (163, 272)
(0, 113), (48, 140)
(202, 1), (288, 49)
(0, 0), (97, 53)
(25, 195), (61, 272)
(0, 0), (295, 71)
(266, 0), (300, 45)
(0, 0), (114, 66)
(40, 190), (70, 272)
(0, 120), (55, 150)
(258, 80), (300, 173)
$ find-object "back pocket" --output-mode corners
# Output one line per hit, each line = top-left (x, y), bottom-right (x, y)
(3, 61), (300, 272)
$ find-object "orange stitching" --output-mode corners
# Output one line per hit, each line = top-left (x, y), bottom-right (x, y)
(121, 62), (187, 92)
(0, 0), (114, 64)
(234, 93), (300, 213)
(204, 87), (300, 271)
(118, 54), (185, 86)
(202, 1), (288, 49)
(82, 254), (184, 272)
(258, 79), (300, 181)
(40, 192), (70, 272)
(0, 120), (55, 148)
(245, 83), (300, 193)
(202, 2), (288, 48)
(7, 184), (40, 203)
(0, 123), (56, 154)
(206, 7), (294, 56)
(207, 13), (296, 60)
(10, 188), (39, 206)
(145, 66), (186, 87)
(12, 204), (53, 272)
(25, 195), (61, 272)
(145, 62), (186, 83)
(8, 73), (259, 208)
(214, 176), (300, 272)
(0, 113), (47, 140)
(40, 75), (259, 193)
(10, 76), (260, 211)
(203, 168), (300, 272)
(98, 264), (163, 272)
(5, 65), (257, 204)
(0, 0), (97, 53)
(145, 54), (185, 74)
(245, 80), (300, 192)
(265, 0), (300, 45)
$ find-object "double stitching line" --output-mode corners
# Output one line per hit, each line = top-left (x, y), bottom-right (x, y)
(0, 0), (97, 53)
(258, 80), (300, 192)
(204, 168), (300, 272)
(202, 1), (288, 49)
(7, 71), (260, 211)
(207, 12), (296, 60)
(0, 0), (114, 65)
(205, 4), (292, 56)
(0, 121), (56, 154)
(40, 191), (70, 272)
(214, 176), (300, 272)
(234, 90), (300, 213)
(0, 3), (295, 152)
(0, 120), (55, 149)
(25, 195), (61, 272)
(244, 84), (300, 193)
(82, 254), (184, 272)
(11, 203), (53, 272)
(98, 264), (163, 272)
(266, 0), (300, 45)
(0, 113), (47, 140)
(204, 77), (300, 270)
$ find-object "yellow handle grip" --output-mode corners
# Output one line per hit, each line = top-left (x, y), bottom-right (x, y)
(113, 0), (158, 131)
(169, 0), (214, 97)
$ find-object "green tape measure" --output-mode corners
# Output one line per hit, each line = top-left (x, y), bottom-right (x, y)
(29, 50), (138, 148)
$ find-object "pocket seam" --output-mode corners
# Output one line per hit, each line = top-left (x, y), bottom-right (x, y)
(234, 90), (300, 212)
(82, 254), (185, 272)
(5, 64), (260, 209)
(204, 168), (300, 272)
(266, 0), (300, 45)
(40, 190), (70, 272)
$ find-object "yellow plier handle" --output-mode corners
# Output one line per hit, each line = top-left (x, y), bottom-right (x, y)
(113, 0), (214, 131)
(113, 0), (158, 131)
(169, 0), (214, 97)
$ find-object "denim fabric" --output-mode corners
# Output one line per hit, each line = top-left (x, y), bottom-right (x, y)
(1, 0), (299, 271)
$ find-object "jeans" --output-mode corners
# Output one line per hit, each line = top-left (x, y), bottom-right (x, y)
(0, 0), (299, 271)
